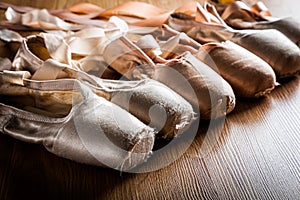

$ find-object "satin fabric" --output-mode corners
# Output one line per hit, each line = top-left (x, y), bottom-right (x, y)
(0, 81), (155, 171)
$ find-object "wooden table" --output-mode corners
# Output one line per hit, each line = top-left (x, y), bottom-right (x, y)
(1, 0), (300, 199)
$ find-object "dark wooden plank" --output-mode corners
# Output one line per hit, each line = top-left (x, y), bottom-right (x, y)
(0, 135), (15, 199)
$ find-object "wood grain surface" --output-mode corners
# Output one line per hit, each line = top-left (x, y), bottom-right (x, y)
(1, 0), (300, 199)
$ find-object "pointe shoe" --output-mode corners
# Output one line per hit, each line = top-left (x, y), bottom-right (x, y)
(167, 2), (300, 78)
(155, 52), (236, 120)
(135, 32), (236, 119)
(213, 0), (300, 47)
(0, 72), (155, 171)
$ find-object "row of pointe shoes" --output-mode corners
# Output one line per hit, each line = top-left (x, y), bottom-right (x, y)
(0, 0), (299, 171)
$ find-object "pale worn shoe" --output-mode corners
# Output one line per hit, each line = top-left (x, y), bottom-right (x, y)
(0, 77), (155, 171)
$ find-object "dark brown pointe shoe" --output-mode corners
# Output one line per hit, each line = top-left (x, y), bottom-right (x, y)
(216, 1), (300, 47)
(231, 29), (300, 78)
(252, 18), (300, 48)
(199, 41), (277, 97)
